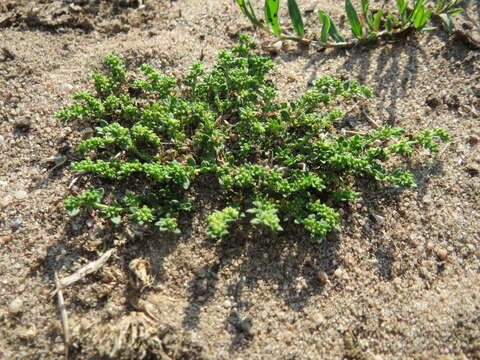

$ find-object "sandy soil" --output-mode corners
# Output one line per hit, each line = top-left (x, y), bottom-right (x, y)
(1, 0), (479, 359)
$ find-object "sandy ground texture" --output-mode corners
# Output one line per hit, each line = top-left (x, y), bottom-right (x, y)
(1, 0), (480, 359)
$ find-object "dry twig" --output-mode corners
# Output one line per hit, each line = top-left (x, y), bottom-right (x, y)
(59, 248), (116, 288)
(54, 272), (70, 359)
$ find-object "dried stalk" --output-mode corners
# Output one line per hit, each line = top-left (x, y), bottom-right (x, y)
(59, 248), (116, 288)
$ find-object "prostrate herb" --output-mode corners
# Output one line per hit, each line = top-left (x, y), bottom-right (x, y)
(58, 35), (449, 242)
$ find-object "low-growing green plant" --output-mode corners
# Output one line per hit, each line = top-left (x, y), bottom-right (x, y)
(236, 0), (464, 49)
(58, 35), (449, 242)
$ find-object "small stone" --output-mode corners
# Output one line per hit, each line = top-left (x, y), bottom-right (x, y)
(58, 145), (71, 154)
(369, 210), (385, 222)
(334, 267), (344, 279)
(426, 242), (435, 251)
(435, 247), (448, 260)
(13, 118), (32, 130)
(13, 190), (27, 200)
(0, 197), (10, 208)
(314, 314), (325, 327)
(9, 298), (23, 313)
(426, 94), (441, 108)
(316, 271), (329, 284)
(266, 40), (283, 55)
(467, 135), (479, 146)
(343, 254), (354, 266)
(272, 284), (279, 290)
(1, 235), (13, 245)
(223, 300), (232, 308)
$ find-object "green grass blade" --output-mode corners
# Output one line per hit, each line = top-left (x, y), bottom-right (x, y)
(385, 15), (393, 31)
(387, 13), (399, 28)
(420, 9), (433, 28)
(236, 0), (250, 20)
(287, 0), (305, 37)
(236, 0), (260, 26)
(345, 0), (363, 39)
(264, 0), (281, 36)
(409, 0), (424, 23)
(367, 31), (377, 40)
(396, 0), (407, 16)
(361, 0), (369, 16)
(413, 5), (425, 28)
(447, 8), (463, 16)
(319, 10), (331, 43)
(436, 0), (447, 12)
(246, 0), (261, 26)
(328, 15), (346, 42)
(396, 0), (408, 24)
(372, 10), (382, 31)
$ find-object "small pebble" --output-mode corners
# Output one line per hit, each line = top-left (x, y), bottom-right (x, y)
(13, 190), (28, 200)
(0, 197), (10, 208)
(316, 271), (329, 284)
(9, 298), (23, 313)
(2, 235), (13, 245)
(334, 267), (344, 279)
(13, 118), (32, 130)
(314, 314), (325, 327)
(11, 220), (22, 232)
(435, 247), (448, 260)
(266, 40), (283, 54)
(426, 242), (435, 251)
(426, 94), (442, 108)
(370, 210), (385, 223)
(468, 135), (479, 145)
(223, 300), (232, 308)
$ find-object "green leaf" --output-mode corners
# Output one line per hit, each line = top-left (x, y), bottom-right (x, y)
(385, 16), (393, 31)
(246, 0), (261, 25)
(396, 0), (407, 16)
(367, 31), (377, 40)
(420, 9), (433, 28)
(345, 0), (363, 39)
(182, 177), (190, 190)
(372, 10), (382, 31)
(318, 11), (346, 42)
(446, 0), (462, 12)
(409, 0), (424, 23)
(236, 0), (260, 26)
(361, 0), (369, 16)
(447, 8), (463, 16)
(264, 0), (281, 37)
(287, 0), (305, 37)
(413, 6), (425, 29)
(318, 10), (331, 43)
(110, 215), (121, 224)
(388, 13), (399, 27)
(330, 20), (346, 42)
(68, 208), (80, 216)
(436, 0), (447, 12)
(396, 0), (408, 24)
